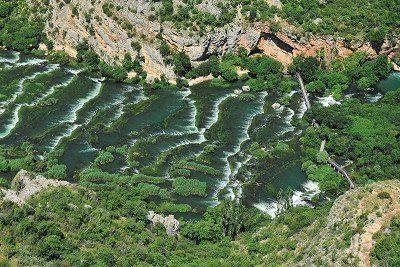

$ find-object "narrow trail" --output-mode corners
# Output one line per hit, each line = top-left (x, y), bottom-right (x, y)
(296, 72), (355, 189)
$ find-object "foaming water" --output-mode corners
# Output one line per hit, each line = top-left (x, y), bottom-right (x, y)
(107, 87), (147, 127)
(204, 93), (236, 130)
(277, 107), (295, 136)
(297, 100), (307, 118)
(0, 51), (20, 64)
(183, 88), (201, 134)
(0, 65), (60, 138)
(212, 91), (268, 201)
(0, 65), (58, 114)
(66, 68), (83, 75)
(254, 180), (320, 218)
(48, 77), (103, 148)
(253, 201), (278, 218)
(315, 94), (340, 107)
(365, 92), (382, 102)
(155, 133), (206, 157)
(12, 58), (47, 67)
(0, 104), (23, 138)
(226, 154), (252, 200)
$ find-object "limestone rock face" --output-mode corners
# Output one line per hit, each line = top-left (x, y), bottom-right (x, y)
(267, 0), (283, 9)
(271, 102), (281, 109)
(38, 0), (399, 79)
(147, 211), (180, 237)
(1, 170), (70, 206)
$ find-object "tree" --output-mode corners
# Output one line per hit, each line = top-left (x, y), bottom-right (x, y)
(46, 164), (67, 179)
(173, 51), (192, 76)
(289, 56), (319, 83)
(219, 62), (238, 82)
(220, 200), (252, 240)
(316, 150), (328, 163)
(159, 40), (171, 58)
(367, 28), (386, 52)
(276, 188), (294, 215)
(306, 80), (326, 93)
(122, 53), (133, 71)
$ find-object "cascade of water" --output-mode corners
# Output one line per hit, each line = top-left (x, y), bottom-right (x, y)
(0, 51), (20, 64)
(48, 77), (104, 148)
(107, 86), (148, 127)
(204, 93), (236, 130)
(0, 65), (61, 138)
(277, 107), (295, 136)
(0, 64), (59, 114)
(253, 180), (320, 218)
(297, 99), (307, 119)
(211, 91), (268, 203)
(315, 94), (341, 107)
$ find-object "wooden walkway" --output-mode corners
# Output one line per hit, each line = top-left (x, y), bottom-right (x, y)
(327, 157), (355, 189)
(296, 72), (355, 189)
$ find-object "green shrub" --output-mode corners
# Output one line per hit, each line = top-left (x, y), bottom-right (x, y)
(172, 177), (207, 196)
(45, 164), (67, 179)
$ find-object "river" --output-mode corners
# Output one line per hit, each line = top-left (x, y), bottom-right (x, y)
(0, 50), (399, 218)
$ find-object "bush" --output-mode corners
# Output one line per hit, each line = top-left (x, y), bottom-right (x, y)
(94, 151), (114, 165)
(0, 177), (10, 189)
(238, 93), (256, 101)
(46, 164), (67, 179)
(377, 191), (391, 200)
(306, 80), (326, 93)
(175, 160), (221, 175)
(172, 177), (207, 196)
(173, 51), (192, 76)
(158, 202), (192, 213)
(219, 62), (238, 82)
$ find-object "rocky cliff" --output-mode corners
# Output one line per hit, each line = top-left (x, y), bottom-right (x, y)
(257, 180), (400, 266)
(1, 170), (70, 206)
(36, 0), (399, 79)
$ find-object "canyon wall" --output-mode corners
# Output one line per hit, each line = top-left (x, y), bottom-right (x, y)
(41, 0), (399, 79)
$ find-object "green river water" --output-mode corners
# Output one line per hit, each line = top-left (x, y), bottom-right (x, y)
(1, 50), (399, 217)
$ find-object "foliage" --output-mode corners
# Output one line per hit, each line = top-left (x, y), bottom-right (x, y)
(45, 164), (67, 180)
(371, 217), (400, 266)
(172, 177), (207, 196)
(291, 53), (392, 98)
(303, 89), (400, 186)
(0, 0), (44, 52)
(173, 51), (192, 76)
(94, 151), (114, 165)
(174, 160), (221, 176)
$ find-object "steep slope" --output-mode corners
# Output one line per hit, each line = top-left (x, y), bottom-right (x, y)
(256, 180), (400, 266)
(32, 0), (400, 79)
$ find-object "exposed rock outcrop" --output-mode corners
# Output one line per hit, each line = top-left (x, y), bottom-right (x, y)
(38, 0), (399, 79)
(1, 170), (70, 206)
(258, 180), (400, 266)
(147, 211), (180, 237)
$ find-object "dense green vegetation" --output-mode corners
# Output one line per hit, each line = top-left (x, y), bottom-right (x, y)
(1, 177), (335, 266)
(289, 52), (393, 99)
(0, 0), (44, 52)
(1, 0), (400, 265)
(147, 0), (400, 45)
(301, 89), (400, 193)
(371, 216), (400, 266)
(281, 0), (400, 42)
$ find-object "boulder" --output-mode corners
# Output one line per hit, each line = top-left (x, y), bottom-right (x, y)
(1, 170), (70, 206)
(147, 211), (180, 237)
(242, 85), (251, 92)
(267, 0), (282, 9)
(272, 102), (281, 109)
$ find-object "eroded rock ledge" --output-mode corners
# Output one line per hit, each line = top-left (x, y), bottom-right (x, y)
(1, 170), (70, 206)
(147, 211), (180, 237)
(39, 0), (400, 80)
